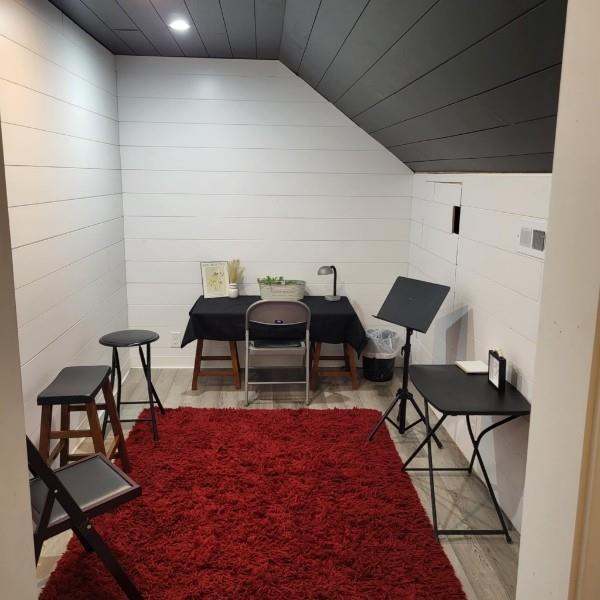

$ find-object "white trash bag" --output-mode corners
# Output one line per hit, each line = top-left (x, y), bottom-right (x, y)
(363, 329), (402, 360)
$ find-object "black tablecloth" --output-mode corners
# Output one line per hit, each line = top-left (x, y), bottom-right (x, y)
(181, 295), (367, 355)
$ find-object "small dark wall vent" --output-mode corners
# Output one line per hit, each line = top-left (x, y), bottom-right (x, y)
(452, 205), (461, 235)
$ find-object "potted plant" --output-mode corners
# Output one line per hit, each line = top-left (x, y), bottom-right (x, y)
(257, 276), (306, 300)
(227, 260), (244, 298)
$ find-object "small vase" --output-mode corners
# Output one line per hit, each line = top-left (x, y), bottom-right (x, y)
(228, 283), (239, 298)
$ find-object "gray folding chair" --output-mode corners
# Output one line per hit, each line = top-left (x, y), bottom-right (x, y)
(245, 300), (311, 406)
(27, 437), (142, 599)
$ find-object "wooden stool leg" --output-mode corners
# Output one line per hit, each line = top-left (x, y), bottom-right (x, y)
(102, 380), (131, 472)
(86, 402), (106, 456)
(311, 343), (322, 391)
(345, 343), (360, 390)
(230, 341), (241, 389)
(192, 339), (203, 391)
(38, 405), (52, 463)
(59, 404), (70, 466)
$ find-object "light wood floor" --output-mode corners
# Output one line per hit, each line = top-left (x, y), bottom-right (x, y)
(38, 367), (520, 599)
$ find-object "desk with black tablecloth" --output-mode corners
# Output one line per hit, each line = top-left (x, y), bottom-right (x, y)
(181, 296), (367, 390)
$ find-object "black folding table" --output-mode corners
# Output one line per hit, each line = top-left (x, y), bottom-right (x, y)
(404, 365), (530, 543)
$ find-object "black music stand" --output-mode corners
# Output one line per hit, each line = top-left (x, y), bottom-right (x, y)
(367, 276), (450, 444)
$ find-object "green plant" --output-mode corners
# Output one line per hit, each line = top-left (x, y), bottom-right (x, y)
(227, 259), (244, 284)
(258, 275), (285, 285)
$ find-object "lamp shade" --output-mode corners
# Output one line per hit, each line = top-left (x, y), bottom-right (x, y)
(317, 265), (340, 301)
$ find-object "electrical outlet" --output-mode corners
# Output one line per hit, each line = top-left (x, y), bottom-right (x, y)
(170, 331), (182, 348)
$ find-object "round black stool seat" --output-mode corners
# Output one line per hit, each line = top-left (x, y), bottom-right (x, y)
(99, 329), (159, 348)
(99, 329), (164, 441)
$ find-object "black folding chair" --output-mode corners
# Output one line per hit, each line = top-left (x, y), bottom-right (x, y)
(28, 437), (142, 599)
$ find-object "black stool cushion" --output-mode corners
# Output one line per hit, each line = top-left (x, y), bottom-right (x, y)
(37, 366), (111, 406)
(99, 329), (159, 348)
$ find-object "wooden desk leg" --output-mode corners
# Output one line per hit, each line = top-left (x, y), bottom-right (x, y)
(230, 341), (241, 389)
(310, 342), (322, 391)
(192, 339), (203, 391)
(345, 343), (360, 390)
(102, 380), (131, 472)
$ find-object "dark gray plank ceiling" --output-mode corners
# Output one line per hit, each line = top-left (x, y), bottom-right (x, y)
(48, 0), (567, 172)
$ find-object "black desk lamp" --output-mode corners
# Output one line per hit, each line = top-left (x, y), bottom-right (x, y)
(318, 265), (340, 301)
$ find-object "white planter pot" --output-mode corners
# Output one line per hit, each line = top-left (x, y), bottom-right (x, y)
(228, 283), (239, 298)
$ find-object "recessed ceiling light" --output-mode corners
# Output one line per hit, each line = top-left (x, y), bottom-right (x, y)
(169, 19), (190, 32)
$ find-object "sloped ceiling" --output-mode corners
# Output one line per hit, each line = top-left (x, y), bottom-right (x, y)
(49, 0), (568, 172)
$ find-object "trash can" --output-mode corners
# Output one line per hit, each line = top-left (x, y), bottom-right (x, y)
(362, 329), (402, 382)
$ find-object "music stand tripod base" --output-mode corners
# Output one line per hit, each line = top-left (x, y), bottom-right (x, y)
(367, 277), (450, 445)
(367, 328), (442, 448)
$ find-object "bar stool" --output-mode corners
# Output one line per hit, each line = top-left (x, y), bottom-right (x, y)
(37, 365), (130, 471)
(99, 329), (165, 441)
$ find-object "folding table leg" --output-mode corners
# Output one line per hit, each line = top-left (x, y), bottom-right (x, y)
(401, 414), (448, 468)
(424, 400), (439, 538)
(465, 415), (517, 543)
(403, 411), (521, 542)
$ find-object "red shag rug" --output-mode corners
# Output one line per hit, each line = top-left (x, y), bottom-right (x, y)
(41, 408), (465, 599)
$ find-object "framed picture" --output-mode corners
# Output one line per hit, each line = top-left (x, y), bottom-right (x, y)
(488, 350), (506, 392)
(201, 261), (230, 298)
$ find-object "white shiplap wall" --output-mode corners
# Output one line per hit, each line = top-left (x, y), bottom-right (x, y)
(410, 172), (552, 531)
(0, 0), (127, 439)
(117, 56), (412, 367)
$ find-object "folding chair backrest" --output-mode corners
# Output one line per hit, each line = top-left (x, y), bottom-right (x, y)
(27, 436), (86, 561)
(246, 300), (311, 341)
(27, 437), (140, 559)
